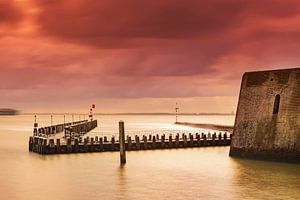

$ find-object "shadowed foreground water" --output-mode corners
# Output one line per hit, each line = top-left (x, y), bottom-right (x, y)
(0, 115), (299, 200)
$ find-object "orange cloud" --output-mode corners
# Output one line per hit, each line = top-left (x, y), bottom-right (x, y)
(1, 0), (300, 112)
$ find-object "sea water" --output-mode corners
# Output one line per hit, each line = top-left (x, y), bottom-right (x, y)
(0, 114), (299, 200)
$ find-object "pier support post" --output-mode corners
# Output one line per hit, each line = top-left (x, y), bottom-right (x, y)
(223, 133), (227, 145)
(161, 134), (165, 148)
(175, 134), (179, 147)
(29, 136), (33, 152)
(183, 134), (187, 147)
(135, 135), (140, 150)
(56, 139), (61, 153)
(218, 132), (222, 145)
(119, 121), (126, 165)
(212, 133), (216, 145)
(111, 137), (115, 150)
(128, 136), (132, 150)
(67, 138), (72, 153)
(42, 139), (47, 154)
(189, 134), (194, 147)
(84, 138), (88, 152)
(91, 137), (95, 152)
(74, 138), (79, 152)
(99, 138), (104, 151)
(169, 134), (172, 148)
(196, 134), (200, 146)
(152, 136), (156, 148)
(49, 139), (55, 153)
(143, 135), (148, 149)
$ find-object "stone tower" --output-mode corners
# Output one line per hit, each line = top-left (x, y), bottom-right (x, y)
(230, 68), (300, 162)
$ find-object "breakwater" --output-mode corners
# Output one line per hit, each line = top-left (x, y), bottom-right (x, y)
(29, 131), (232, 155)
(175, 122), (233, 132)
(33, 120), (93, 137)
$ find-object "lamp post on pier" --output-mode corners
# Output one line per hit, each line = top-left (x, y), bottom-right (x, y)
(175, 102), (179, 123)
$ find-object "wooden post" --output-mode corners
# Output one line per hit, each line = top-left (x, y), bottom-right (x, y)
(67, 138), (72, 153)
(223, 132), (227, 145)
(161, 134), (165, 148)
(196, 133), (201, 146)
(38, 138), (42, 153)
(29, 136), (33, 152)
(169, 134), (172, 148)
(212, 132), (216, 145)
(218, 132), (222, 145)
(42, 139), (47, 154)
(111, 137), (115, 150)
(135, 135), (140, 150)
(175, 134), (179, 147)
(183, 134), (187, 147)
(56, 139), (61, 153)
(189, 134), (194, 147)
(74, 138), (79, 152)
(152, 136), (156, 148)
(84, 138), (88, 152)
(128, 136), (132, 150)
(143, 135), (148, 149)
(99, 137), (104, 151)
(119, 121), (126, 164)
(91, 137), (95, 151)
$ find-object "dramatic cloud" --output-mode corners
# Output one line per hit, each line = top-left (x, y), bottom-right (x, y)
(35, 0), (300, 41)
(0, 1), (23, 24)
(1, 0), (300, 112)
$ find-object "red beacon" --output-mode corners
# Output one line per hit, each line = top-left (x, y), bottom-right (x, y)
(89, 104), (96, 121)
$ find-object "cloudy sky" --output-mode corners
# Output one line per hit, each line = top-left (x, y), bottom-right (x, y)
(1, 0), (300, 113)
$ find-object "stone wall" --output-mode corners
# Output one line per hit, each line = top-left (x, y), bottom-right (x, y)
(230, 68), (300, 162)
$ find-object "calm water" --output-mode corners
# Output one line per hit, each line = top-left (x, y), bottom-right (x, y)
(0, 114), (299, 200)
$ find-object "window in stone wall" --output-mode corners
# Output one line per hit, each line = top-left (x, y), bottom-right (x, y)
(273, 94), (280, 114)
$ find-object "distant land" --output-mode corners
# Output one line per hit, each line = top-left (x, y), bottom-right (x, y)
(20, 112), (235, 116)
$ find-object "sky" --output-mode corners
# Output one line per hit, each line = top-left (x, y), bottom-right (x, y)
(1, 0), (300, 113)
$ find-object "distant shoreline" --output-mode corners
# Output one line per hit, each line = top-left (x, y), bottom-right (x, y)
(175, 122), (234, 132)
(19, 112), (235, 116)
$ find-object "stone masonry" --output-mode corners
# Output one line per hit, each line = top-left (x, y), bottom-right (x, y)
(230, 68), (300, 162)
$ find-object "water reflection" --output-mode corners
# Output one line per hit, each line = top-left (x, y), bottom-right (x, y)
(231, 158), (300, 200)
(117, 165), (129, 199)
(0, 115), (299, 200)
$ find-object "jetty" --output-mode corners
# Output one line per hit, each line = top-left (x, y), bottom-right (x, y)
(175, 122), (234, 132)
(29, 120), (232, 155)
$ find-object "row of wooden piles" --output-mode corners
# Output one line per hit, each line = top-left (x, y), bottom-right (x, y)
(29, 132), (232, 154)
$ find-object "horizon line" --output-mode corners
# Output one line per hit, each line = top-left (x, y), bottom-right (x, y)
(19, 112), (235, 116)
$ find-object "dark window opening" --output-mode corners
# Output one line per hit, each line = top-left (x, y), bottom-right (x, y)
(273, 95), (280, 114)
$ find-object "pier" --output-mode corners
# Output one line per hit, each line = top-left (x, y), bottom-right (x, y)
(175, 122), (233, 132)
(29, 120), (232, 155)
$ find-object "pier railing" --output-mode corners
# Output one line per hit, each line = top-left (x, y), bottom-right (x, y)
(33, 120), (98, 139)
(64, 120), (98, 139)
